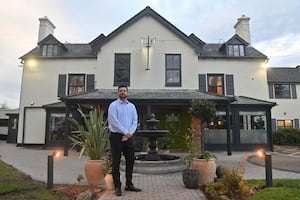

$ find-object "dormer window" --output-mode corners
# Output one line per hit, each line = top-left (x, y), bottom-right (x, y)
(42, 44), (58, 56)
(228, 44), (245, 56)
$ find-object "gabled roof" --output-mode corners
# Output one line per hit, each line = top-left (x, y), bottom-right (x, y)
(224, 34), (249, 46)
(267, 67), (300, 83)
(38, 34), (67, 50)
(89, 6), (203, 55)
(20, 6), (267, 60)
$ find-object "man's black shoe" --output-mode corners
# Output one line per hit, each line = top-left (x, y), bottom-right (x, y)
(125, 185), (141, 192)
(115, 187), (122, 196)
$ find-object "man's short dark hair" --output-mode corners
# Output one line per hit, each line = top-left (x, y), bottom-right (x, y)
(118, 85), (128, 91)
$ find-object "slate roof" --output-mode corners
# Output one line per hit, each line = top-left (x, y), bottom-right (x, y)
(231, 96), (276, 107)
(60, 89), (234, 104)
(20, 6), (266, 60)
(58, 90), (275, 108)
(267, 67), (300, 83)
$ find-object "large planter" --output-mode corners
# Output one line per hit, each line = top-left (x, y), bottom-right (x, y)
(192, 158), (216, 185)
(182, 169), (200, 189)
(85, 160), (105, 188)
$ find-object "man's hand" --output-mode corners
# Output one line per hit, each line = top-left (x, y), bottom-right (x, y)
(121, 136), (128, 141)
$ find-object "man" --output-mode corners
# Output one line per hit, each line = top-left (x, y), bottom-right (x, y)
(107, 85), (141, 196)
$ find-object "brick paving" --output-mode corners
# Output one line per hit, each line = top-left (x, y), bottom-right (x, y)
(99, 172), (207, 200)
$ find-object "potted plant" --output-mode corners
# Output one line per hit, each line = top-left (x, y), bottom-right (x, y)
(189, 99), (217, 185)
(69, 106), (110, 188)
(192, 150), (217, 185)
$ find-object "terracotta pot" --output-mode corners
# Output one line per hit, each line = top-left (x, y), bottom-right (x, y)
(182, 169), (200, 189)
(104, 173), (114, 190)
(192, 158), (216, 185)
(84, 160), (105, 188)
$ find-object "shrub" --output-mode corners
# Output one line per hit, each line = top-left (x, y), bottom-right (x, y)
(273, 128), (300, 145)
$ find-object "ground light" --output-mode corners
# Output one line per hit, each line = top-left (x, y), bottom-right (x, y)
(47, 151), (61, 189)
(257, 149), (273, 187)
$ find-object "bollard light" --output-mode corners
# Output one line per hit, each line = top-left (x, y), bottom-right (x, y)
(47, 151), (60, 189)
(256, 149), (273, 187)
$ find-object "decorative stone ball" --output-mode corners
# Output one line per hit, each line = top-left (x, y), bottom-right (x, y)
(216, 165), (230, 178)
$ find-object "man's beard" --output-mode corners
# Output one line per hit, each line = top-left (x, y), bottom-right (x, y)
(119, 94), (127, 100)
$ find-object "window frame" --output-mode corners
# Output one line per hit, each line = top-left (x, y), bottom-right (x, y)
(228, 44), (245, 56)
(277, 119), (293, 129)
(68, 74), (85, 95)
(42, 44), (58, 57)
(114, 53), (130, 86)
(207, 74), (224, 95)
(165, 54), (182, 87)
(274, 84), (291, 99)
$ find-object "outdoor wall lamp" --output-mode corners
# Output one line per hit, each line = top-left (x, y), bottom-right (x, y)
(257, 149), (273, 187)
(47, 151), (60, 189)
(141, 36), (155, 70)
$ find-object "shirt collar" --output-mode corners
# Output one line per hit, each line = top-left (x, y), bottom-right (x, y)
(117, 98), (128, 104)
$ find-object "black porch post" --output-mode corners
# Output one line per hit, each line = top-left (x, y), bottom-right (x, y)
(64, 103), (70, 156)
(226, 103), (232, 156)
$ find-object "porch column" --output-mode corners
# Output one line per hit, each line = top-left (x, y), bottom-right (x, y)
(64, 103), (70, 156)
(226, 103), (232, 155)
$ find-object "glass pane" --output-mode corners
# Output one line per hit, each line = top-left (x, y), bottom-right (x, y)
(228, 45), (233, 56)
(275, 84), (290, 98)
(239, 45), (245, 56)
(69, 75), (84, 86)
(166, 70), (180, 83)
(42, 45), (47, 56)
(49, 113), (65, 141)
(239, 111), (267, 144)
(233, 45), (239, 56)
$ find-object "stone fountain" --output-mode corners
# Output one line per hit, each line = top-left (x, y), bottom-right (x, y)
(122, 114), (185, 174)
(137, 114), (169, 161)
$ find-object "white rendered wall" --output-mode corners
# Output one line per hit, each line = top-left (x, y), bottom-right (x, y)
(17, 58), (96, 144)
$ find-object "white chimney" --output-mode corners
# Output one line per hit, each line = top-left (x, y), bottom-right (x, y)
(234, 15), (251, 44)
(38, 16), (55, 43)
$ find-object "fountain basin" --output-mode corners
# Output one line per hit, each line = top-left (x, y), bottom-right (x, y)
(121, 153), (186, 174)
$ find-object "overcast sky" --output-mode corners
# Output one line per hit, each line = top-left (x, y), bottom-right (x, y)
(1, 0), (300, 108)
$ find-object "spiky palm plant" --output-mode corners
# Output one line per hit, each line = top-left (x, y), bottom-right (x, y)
(69, 107), (110, 160)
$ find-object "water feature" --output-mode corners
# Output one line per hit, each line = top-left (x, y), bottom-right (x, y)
(129, 114), (185, 174)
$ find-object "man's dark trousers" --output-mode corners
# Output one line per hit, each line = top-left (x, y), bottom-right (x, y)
(110, 133), (135, 188)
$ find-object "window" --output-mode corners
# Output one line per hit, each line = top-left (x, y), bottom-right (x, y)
(228, 45), (245, 56)
(114, 53), (130, 86)
(207, 74), (224, 95)
(68, 74), (85, 95)
(274, 84), (291, 98)
(239, 111), (267, 144)
(165, 54), (181, 86)
(277, 120), (293, 129)
(49, 113), (65, 142)
(42, 45), (58, 56)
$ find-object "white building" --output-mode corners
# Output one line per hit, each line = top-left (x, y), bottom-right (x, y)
(18, 6), (287, 153)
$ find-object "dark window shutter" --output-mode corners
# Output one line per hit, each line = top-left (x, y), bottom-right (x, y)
(225, 74), (234, 95)
(198, 74), (206, 92)
(58, 74), (66, 97)
(268, 83), (274, 98)
(87, 74), (95, 91)
(294, 119), (299, 129)
(271, 118), (276, 133)
(291, 84), (297, 99)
